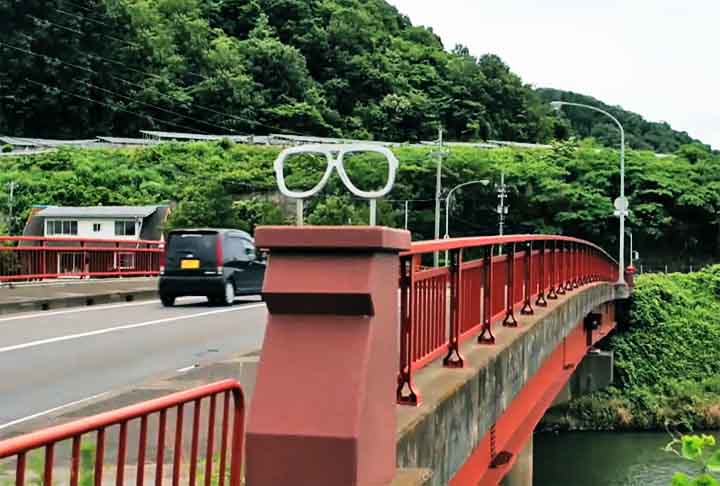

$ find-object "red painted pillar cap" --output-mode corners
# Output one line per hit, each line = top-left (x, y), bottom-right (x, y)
(255, 225), (411, 252)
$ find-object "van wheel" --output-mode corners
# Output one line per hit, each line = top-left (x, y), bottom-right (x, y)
(161, 295), (175, 307)
(223, 281), (235, 306)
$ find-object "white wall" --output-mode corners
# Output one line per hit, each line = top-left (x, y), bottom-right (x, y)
(45, 218), (142, 240)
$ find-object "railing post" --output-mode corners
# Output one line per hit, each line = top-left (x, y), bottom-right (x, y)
(246, 226), (410, 486)
(520, 241), (534, 315)
(443, 248), (464, 368)
(547, 240), (558, 300)
(556, 241), (567, 295)
(536, 241), (548, 307)
(571, 243), (579, 289)
(397, 255), (420, 406)
(478, 245), (496, 345)
(503, 243), (518, 327)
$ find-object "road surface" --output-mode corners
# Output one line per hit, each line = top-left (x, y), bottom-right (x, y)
(0, 297), (267, 432)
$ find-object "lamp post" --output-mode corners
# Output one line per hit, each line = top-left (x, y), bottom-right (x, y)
(551, 101), (627, 284)
(430, 127), (449, 267)
(444, 179), (491, 240)
(444, 179), (490, 265)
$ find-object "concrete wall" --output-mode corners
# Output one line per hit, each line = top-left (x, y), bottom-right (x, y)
(396, 283), (625, 486)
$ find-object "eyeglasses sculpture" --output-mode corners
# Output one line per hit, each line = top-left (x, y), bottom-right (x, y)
(273, 144), (399, 225)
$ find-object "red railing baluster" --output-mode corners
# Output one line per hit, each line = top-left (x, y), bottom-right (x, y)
(443, 249), (464, 367)
(520, 241), (534, 315)
(204, 395), (217, 486)
(503, 243), (518, 327)
(137, 415), (148, 486)
(94, 428), (105, 486)
(116, 421), (128, 486)
(478, 246), (495, 344)
(70, 436), (80, 486)
(536, 241), (548, 307)
(172, 403), (184, 486)
(189, 399), (202, 486)
(43, 444), (54, 486)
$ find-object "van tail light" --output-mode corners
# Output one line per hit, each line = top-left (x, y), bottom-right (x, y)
(215, 236), (223, 274)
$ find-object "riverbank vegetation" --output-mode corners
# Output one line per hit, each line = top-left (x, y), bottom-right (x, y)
(543, 266), (720, 432)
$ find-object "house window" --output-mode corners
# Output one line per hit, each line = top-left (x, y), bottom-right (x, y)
(47, 220), (78, 236)
(115, 220), (136, 236)
(93, 223), (102, 233)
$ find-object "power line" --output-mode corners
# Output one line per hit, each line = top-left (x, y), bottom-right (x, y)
(25, 78), (211, 135)
(23, 12), (311, 135)
(72, 79), (238, 135)
(2, 39), (304, 136)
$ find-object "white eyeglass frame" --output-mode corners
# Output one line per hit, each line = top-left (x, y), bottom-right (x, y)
(273, 144), (399, 199)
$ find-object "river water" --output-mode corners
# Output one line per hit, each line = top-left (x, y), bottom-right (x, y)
(534, 431), (716, 485)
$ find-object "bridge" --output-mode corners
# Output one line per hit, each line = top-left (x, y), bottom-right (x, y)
(0, 224), (626, 485)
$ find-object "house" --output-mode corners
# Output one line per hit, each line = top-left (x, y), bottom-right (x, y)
(23, 205), (171, 241)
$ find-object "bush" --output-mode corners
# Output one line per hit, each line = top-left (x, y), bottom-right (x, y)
(1, 144), (12, 153)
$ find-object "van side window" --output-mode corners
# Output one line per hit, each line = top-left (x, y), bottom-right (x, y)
(242, 239), (256, 261)
(227, 236), (247, 262)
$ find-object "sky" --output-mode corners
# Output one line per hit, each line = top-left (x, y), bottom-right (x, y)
(388, 0), (720, 149)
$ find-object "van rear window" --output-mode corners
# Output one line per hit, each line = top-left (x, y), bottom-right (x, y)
(167, 232), (217, 262)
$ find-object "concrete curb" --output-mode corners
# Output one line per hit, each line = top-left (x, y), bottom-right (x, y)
(0, 289), (159, 316)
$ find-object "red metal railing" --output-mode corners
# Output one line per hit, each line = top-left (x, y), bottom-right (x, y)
(0, 236), (163, 282)
(0, 380), (244, 486)
(397, 235), (618, 405)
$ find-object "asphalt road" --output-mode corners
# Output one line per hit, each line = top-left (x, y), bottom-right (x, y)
(0, 296), (267, 431)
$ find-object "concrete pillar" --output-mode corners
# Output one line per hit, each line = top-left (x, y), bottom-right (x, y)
(245, 226), (411, 486)
(500, 436), (533, 486)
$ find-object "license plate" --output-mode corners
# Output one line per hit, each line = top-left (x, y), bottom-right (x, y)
(181, 259), (200, 269)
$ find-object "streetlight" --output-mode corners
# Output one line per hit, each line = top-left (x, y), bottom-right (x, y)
(430, 127), (449, 266)
(444, 179), (490, 266)
(551, 101), (627, 285)
(444, 179), (491, 239)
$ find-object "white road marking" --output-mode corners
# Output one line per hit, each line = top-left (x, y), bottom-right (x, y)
(0, 391), (111, 431)
(0, 303), (266, 354)
(0, 299), (163, 323)
(0, 295), (256, 324)
(176, 364), (199, 373)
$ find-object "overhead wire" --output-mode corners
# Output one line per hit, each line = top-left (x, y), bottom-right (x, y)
(2, 37), (305, 136)
(25, 78), (213, 135)
(13, 9), (311, 136)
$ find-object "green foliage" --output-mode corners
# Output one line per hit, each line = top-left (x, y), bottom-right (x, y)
(666, 435), (720, 486)
(1, 145), (11, 153)
(0, 441), (95, 486)
(543, 267), (720, 432)
(1, 141), (719, 266)
(2, 0), (704, 150)
(536, 88), (708, 153)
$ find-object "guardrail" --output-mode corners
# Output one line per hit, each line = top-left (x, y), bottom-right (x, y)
(0, 236), (163, 282)
(396, 235), (618, 405)
(0, 380), (244, 486)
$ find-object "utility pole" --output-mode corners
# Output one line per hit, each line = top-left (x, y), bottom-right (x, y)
(431, 126), (448, 267)
(7, 181), (15, 235)
(496, 172), (508, 236)
(404, 200), (409, 230)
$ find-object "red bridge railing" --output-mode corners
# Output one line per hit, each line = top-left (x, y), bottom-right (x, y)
(397, 235), (618, 405)
(0, 380), (244, 486)
(0, 236), (163, 282)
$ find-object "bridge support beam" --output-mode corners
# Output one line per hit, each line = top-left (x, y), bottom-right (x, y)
(246, 226), (410, 486)
(500, 437), (533, 486)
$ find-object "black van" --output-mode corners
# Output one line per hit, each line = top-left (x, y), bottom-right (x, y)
(159, 229), (265, 307)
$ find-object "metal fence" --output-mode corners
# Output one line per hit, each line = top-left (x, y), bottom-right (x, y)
(396, 235), (618, 405)
(0, 236), (163, 282)
(0, 380), (244, 486)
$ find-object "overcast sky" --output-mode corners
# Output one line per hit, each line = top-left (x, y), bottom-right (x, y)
(388, 0), (720, 149)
